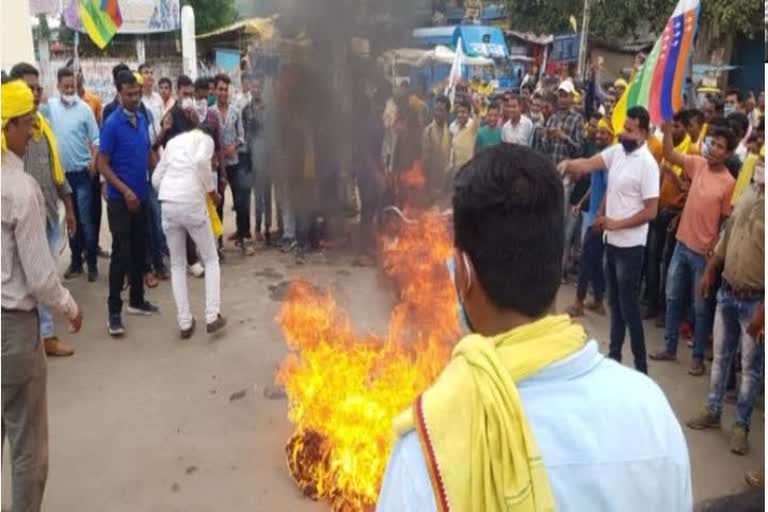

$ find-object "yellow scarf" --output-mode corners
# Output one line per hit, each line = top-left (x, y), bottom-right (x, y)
(33, 112), (65, 185)
(206, 195), (223, 238)
(393, 315), (586, 512)
(663, 134), (692, 177)
(1, 80), (35, 153)
(731, 146), (764, 206)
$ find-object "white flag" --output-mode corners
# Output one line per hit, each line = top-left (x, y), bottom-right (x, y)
(445, 37), (465, 105)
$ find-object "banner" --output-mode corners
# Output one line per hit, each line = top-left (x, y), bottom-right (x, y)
(65, 0), (181, 34)
(612, 0), (701, 131)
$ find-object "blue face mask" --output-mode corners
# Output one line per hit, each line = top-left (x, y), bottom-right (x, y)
(446, 255), (476, 333)
(724, 105), (736, 117)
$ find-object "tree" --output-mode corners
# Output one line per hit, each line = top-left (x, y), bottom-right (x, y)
(182, 0), (239, 35)
(505, 0), (762, 42)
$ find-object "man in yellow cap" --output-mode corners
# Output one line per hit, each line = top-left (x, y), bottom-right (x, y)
(614, 77), (628, 98)
(2, 78), (83, 512)
(10, 62), (78, 357)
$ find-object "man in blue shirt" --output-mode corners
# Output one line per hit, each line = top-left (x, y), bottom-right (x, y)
(377, 145), (691, 512)
(98, 70), (159, 336)
(567, 116), (612, 317)
(44, 66), (100, 282)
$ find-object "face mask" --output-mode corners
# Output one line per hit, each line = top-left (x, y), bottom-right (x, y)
(207, 93), (216, 106)
(61, 93), (77, 104)
(446, 254), (476, 333)
(620, 136), (640, 154)
(194, 99), (208, 121)
(753, 164), (765, 185)
(180, 97), (194, 110)
(724, 105), (736, 117)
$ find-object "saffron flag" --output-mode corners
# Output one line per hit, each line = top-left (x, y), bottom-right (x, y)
(79, 0), (123, 49)
(612, 0), (700, 133)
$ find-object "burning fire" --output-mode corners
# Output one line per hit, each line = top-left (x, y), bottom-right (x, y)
(276, 209), (460, 510)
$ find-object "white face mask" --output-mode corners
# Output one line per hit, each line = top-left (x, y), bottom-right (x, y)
(753, 163), (765, 185)
(194, 99), (208, 121)
(61, 93), (77, 104)
(180, 97), (194, 110)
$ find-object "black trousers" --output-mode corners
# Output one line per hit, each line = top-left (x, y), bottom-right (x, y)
(107, 199), (147, 315)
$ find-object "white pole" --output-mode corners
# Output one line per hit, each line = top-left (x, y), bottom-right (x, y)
(181, 5), (198, 80)
(576, 0), (590, 80)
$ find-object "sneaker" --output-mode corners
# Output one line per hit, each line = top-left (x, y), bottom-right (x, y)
(44, 336), (74, 357)
(688, 358), (706, 376)
(206, 314), (227, 333)
(730, 424), (749, 455)
(180, 318), (196, 340)
(64, 265), (83, 280)
(87, 268), (98, 283)
(745, 468), (764, 489)
(108, 314), (125, 337)
(649, 350), (677, 362)
(127, 301), (160, 316)
(188, 262), (205, 278)
(236, 239), (255, 256)
(686, 408), (721, 430)
(280, 238), (297, 253)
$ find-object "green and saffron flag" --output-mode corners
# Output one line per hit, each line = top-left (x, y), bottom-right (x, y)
(79, 0), (123, 49)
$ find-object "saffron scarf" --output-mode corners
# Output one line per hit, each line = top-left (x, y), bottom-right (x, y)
(393, 315), (586, 512)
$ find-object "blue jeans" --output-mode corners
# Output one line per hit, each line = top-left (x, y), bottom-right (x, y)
(67, 171), (98, 271)
(606, 244), (647, 373)
(576, 227), (605, 303)
(144, 184), (167, 273)
(664, 242), (715, 359)
(706, 284), (765, 427)
(37, 222), (61, 338)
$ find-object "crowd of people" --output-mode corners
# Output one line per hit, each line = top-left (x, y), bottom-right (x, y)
(1, 50), (765, 511)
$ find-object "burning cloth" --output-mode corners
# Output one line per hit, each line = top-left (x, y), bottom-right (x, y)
(391, 315), (586, 511)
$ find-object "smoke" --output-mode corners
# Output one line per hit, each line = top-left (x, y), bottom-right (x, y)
(266, 0), (429, 241)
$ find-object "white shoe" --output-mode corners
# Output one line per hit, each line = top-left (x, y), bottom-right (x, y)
(188, 262), (205, 278)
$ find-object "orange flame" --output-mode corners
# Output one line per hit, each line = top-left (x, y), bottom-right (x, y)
(276, 210), (459, 510)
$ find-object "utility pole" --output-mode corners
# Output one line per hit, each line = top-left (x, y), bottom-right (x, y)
(576, 0), (590, 80)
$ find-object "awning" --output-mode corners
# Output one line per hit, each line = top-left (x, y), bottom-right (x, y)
(196, 17), (276, 40)
(506, 30), (554, 46)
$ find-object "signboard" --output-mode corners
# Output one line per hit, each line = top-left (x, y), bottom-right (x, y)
(551, 33), (580, 62)
(467, 42), (507, 59)
(64, 0), (181, 34)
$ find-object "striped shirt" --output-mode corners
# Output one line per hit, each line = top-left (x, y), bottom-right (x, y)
(1, 150), (78, 318)
(23, 137), (72, 228)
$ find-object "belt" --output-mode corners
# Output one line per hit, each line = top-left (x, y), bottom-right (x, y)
(723, 280), (764, 300)
(1, 307), (36, 314)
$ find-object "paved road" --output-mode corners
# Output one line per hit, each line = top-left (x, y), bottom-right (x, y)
(2, 224), (763, 511)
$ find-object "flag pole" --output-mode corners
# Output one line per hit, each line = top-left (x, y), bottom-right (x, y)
(576, 0), (590, 81)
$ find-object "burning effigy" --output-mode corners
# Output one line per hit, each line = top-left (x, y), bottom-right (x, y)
(276, 209), (459, 510)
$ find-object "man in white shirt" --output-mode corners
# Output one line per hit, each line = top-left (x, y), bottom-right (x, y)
(559, 106), (660, 374)
(501, 94), (533, 146)
(152, 99), (226, 338)
(139, 63), (163, 142)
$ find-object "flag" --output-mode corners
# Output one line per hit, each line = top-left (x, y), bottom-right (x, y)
(79, 0), (123, 49)
(445, 37), (465, 106)
(612, 0), (700, 133)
